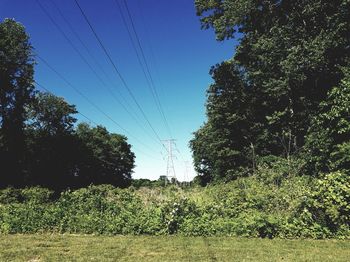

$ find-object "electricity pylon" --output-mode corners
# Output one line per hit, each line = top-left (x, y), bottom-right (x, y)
(162, 139), (177, 184)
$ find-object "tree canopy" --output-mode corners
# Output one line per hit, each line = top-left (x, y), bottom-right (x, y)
(0, 19), (35, 186)
(0, 19), (135, 190)
(191, 0), (350, 183)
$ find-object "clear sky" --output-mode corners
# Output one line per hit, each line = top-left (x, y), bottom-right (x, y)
(0, 0), (236, 181)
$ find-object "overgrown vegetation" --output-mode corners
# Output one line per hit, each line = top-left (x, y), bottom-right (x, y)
(1, 166), (349, 238)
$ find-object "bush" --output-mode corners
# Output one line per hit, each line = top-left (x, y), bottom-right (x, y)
(0, 174), (349, 238)
(0, 188), (22, 204)
(21, 187), (53, 203)
(309, 172), (350, 232)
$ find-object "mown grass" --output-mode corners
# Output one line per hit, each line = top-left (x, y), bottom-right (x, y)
(0, 235), (349, 261)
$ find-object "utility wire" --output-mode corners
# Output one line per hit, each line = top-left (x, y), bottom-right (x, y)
(74, 0), (168, 151)
(36, 0), (107, 88)
(48, 0), (142, 124)
(117, 0), (173, 139)
(49, 0), (108, 80)
(114, 0), (172, 138)
(36, 54), (156, 153)
(35, 81), (99, 126)
(36, 0), (158, 144)
(34, 80), (159, 160)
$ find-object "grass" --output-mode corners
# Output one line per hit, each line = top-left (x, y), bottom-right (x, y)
(0, 235), (349, 261)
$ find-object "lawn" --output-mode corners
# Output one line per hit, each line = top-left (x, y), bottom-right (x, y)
(0, 235), (349, 261)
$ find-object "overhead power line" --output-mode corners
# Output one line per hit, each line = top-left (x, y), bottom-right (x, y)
(34, 80), (159, 160)
(114, 0), (173, 138)
(35, 81), (99, 126)
(36, 54), (156, 153)
(73, 0), (167, 151)
(48, 0), (108, 80)
(122, 0), (173, 138)
(48, 0), (143, 123)
(36, 0), (158, 145)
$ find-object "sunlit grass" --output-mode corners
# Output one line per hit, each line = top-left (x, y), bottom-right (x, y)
(0, 234), (349, 261)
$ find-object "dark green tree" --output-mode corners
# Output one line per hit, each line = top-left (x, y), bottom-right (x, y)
(192, 0), (350, 181)
(27, 92), (77, 135)
(0, 19), (35, 187)
(191, 61), (253, 183)
(26, 91), (80, 190)
(305, 69), (350, 175)
(76, 123), (135, 188)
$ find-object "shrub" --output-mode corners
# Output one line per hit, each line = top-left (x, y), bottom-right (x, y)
(310, 172), (350, 231)
(21, 187), (53, 203)
(0, 188), (22, 204)
(0, 175), (349, 238)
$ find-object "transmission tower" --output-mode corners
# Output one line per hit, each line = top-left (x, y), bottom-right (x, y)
(162, 139), (177, 184)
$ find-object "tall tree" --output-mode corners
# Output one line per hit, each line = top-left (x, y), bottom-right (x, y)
(27, 92), (77, 135)
(26, 92), (79, 189)
(191, 61), (253, 183)
(305, 69), (350, 175)
(0, 19), (35, 187)
(192, 0), (350, 181)
(76, 123), (135, 188)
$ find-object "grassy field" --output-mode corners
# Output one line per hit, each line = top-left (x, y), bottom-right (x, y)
(0, 235), (349, 261)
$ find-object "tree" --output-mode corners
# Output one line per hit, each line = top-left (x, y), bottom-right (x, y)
(76, 123), (135, 188)
(25, 91), (79, 190)
(305, 69), (350, 175)
(0, 19), (35, 187)
(192, 0), (350, 181)
(27, 92), (77, 135)
(191, 61), (253, 183)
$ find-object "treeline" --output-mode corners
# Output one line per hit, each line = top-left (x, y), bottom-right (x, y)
(191, 0), (350, 184)
(0, 19), (135, 191)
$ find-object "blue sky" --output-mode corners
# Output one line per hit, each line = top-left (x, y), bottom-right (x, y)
(0, 0), (236, 181)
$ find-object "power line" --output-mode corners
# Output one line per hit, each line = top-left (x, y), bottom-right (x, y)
(36, 54), (156, 154)
(36, 0), (158, 145)
(115, 0), (172, 137)
(122, 0), (172, 138)
(48, 0), (144, 124)
(114, 0), (173, 139)
(34, 80), (159, 160)
(34, 81), (99, 126)
(48, 0), (109, 80)
(36, 0), (107, 88)
(73, 0), (167, 151)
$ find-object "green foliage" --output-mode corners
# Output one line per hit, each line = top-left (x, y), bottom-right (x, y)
(20, 187), (53, 204)
(0, 19), (135, 191)
(0, 188), (22, 204)
(76, 123), (135, 188)
(27, 92), (77, 135)
(192, 0), (350, 182)
(0, 18), (35, 187)
(0, 187), (53, 204)
(1, 169), (348, 238)
(132, 179), (154, 188)
(190, 62), (252, 183)
(24, 92), (81, 190)
(310, 172), (350, 231)
(306, 71), (350, 174)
